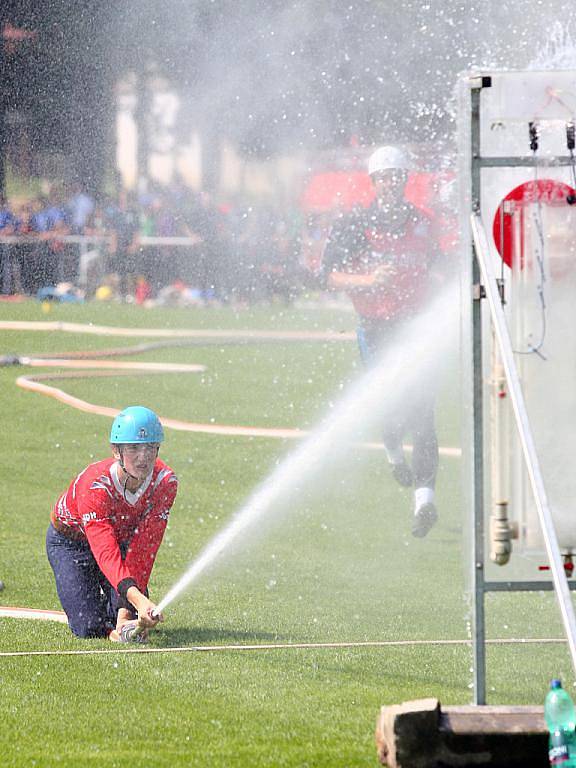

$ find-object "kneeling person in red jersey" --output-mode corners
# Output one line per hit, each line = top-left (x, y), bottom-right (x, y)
(46, 406), (178, 640)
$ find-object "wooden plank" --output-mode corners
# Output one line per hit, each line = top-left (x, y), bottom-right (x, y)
(375, 699), (548, 767)
(440, 705), (545, 735)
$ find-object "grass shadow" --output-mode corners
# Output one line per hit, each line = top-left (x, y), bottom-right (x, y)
(153, 625), (287, 647)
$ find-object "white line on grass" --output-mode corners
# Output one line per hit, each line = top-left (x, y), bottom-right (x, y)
(0, 637), (566, 658)
(0, 607), (563, 656)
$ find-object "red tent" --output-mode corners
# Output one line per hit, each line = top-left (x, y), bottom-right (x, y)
(301, 169), (453, 215)
(300, 171), (376, 212)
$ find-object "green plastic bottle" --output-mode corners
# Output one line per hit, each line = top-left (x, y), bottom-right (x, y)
(545, 679), (576, 767)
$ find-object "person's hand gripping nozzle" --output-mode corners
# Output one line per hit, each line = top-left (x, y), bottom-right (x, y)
(119, 608), (163, 643)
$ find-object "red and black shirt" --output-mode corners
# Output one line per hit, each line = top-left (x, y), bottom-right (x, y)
(323, 201), (438, 321)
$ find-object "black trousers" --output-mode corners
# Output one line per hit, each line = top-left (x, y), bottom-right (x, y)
(357, 318), (439, 489)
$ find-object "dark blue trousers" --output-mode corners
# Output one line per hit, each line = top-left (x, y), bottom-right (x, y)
(46, 523), (131, 638)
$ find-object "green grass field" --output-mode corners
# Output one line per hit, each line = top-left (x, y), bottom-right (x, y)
(0, 298), (572, 767)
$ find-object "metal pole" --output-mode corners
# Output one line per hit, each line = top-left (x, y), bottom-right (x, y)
(471, 213), (576, 674)
(470, 82), (487, 705)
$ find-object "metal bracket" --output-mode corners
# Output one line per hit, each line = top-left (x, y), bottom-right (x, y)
(473, 283), (486, 300)
(469, 74), (493, 90)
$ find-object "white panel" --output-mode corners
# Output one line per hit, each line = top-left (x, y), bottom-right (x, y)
(477, 70), (576, 157)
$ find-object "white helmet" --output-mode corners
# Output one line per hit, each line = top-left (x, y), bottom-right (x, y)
(367, 146), (410, 175)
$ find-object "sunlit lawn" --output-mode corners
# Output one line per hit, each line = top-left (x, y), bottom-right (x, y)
(0, 299), (571, 767)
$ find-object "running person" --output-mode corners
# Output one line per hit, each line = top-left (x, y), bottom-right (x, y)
(323, 146), (442, 537)
(46, 406), (178, 640)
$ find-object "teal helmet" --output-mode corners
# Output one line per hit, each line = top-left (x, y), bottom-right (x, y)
(110, 406), (164, 444)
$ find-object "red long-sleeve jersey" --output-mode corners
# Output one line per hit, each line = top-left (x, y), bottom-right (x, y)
(51, 457), (178, 592)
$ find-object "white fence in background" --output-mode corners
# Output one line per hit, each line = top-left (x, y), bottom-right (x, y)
(0, 234), (202, 294)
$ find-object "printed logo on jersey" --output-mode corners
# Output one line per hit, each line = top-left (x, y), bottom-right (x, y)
(90, 474), (114, 499)
(152, 469), (177, 492)
(82, 511), (97, 523)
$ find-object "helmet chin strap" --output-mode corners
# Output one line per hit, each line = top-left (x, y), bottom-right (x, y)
(116, 445), (159, 500)
(117, 446), (139, 501)
(118, 447), (139, 481)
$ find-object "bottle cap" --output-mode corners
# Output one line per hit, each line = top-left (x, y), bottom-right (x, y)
(551, 679), (563, 689)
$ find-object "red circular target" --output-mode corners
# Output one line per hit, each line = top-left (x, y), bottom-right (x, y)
(492, 179), (576, 268)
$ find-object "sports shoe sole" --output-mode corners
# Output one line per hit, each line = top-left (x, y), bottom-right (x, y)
(412, 502), (438, 538)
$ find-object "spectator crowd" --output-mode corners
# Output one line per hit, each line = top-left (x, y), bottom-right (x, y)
(0, 181), (312, 307)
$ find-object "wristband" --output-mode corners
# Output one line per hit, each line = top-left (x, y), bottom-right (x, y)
(117, 577), (138, 601)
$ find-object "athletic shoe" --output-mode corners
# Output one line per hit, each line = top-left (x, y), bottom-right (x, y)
(391, 461), (413, 488)
(412, 502), (438, 538)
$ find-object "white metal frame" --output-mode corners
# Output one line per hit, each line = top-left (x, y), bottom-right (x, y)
(467, 73), (576, 704)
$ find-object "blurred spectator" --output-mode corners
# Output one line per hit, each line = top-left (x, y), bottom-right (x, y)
(45, 188), (73, 286)
(67, 182), (95, 235)
(135, 275), (152, 305)
(0, 195), (19, 294)
(23, 196), (54, 294)
(181, 191), (220, 303)
(104, 190), (140, 299)
(228, 204), (276, 305)
(147, 195), (180, 292)
(261, 218), (301, 304)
